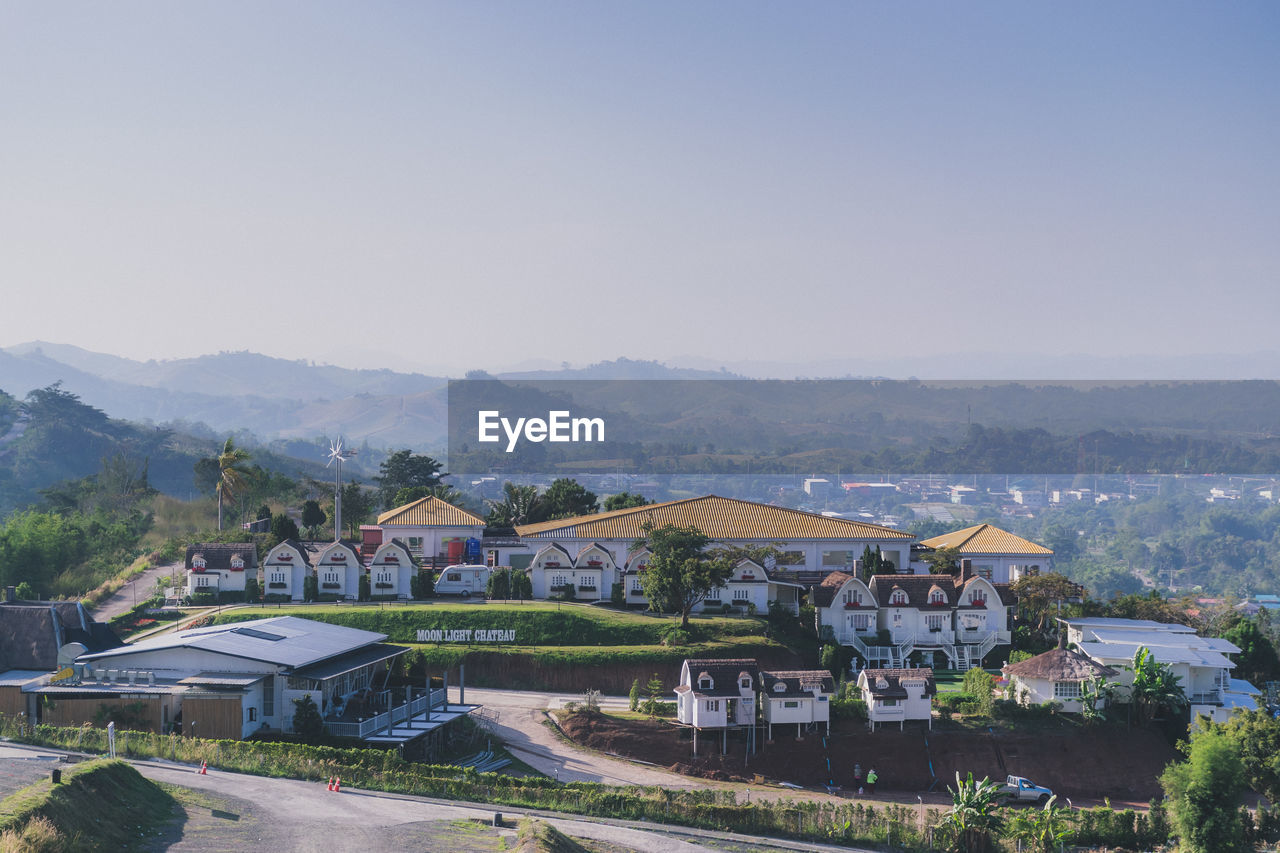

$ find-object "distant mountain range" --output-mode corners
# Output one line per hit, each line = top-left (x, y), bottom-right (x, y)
(4, 341), (1280, 457)
(0, 344), (737, 451)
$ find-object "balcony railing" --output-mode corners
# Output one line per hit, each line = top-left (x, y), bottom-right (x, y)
(325, 688), (450, 739)
(872, 706), (906, 720)
(1188, 691), (1223, 706)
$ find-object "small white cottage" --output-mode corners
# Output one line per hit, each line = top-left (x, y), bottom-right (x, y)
(760, 670), (835, 737)
(856, 667), (937, 730)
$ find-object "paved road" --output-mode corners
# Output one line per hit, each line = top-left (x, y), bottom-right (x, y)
(90, 561), (184, 622)
(0, 743), (873, 852)
(462, 687), (703, 789)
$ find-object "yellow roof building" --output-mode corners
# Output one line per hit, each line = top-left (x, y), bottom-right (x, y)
(377, 496), (485, 528)
(516, 495), (913, 542)
(920, 523), (1052, 556)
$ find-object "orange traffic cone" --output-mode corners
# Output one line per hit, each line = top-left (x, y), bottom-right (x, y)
(326, 776), (334, 791)
(199, 760), (207, 775)
(333, 776), (341, 793)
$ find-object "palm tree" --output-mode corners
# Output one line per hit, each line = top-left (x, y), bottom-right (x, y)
(940, 772), (1007, 853)
(485, 482), (543, 527)
(214, 438), (253, 531)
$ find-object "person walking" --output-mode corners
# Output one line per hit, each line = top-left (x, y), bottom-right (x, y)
(866, 767), (878, 794)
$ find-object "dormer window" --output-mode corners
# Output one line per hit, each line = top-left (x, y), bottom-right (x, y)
(698, 674), (713, 690)
(192, 556), (206, 571)
(890, 588), (908, 606)
(928, 586), (947, 606)
(740, 677), (751, 689)
(773, 682), (786, 693)
(876, 676), (889, 690)
(229, 556), (243, 569)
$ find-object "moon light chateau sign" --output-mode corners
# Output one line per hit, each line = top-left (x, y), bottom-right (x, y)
(416, 628), (516, 643)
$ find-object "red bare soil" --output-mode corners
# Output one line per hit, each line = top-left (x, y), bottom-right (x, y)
(559, 712), (1177, 801)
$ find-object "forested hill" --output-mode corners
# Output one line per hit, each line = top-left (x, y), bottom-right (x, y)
(0, 384), (327, 517)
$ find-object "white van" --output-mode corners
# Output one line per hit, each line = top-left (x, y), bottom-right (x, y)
(434, 564), (491, 598)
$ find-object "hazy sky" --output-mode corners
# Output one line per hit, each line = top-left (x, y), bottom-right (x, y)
(2, 3), (1277, 375)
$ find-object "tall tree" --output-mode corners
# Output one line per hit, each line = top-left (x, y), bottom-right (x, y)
(604, 492), (653, 511)
(375, 450), (447, 510)
(636, 523), (734, 628)
(211, 438), (253, 531)
(301, 500), (326, 539)
(1010, 572), (1085, 644)
(540, 478), (599, 520)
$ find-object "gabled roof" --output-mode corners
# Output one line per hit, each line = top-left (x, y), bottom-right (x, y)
(185, 543), (258, 572)
(869, 574), (959, 608)
(921, 524), (1052, 556)
(813, 571), (856, 608)
(371, 539), (419, 567)
(858, 667), (937, 699)
(264, 540), (313, 567)
(516, 495), (914, 541)
(681, 658), (760, 697)
(80, 616), (386, 670)
(761, 670), (835, 697)
(1003, 648), (1117, 682)
(377, 496), (485, 527)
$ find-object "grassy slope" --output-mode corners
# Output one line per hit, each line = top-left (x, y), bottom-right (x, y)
(0, 759), (176, 852)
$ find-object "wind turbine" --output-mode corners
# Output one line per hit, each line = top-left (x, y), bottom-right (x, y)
(327, 437), (357, 540)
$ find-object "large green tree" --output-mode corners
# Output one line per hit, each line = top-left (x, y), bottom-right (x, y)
(603, 492), (653, 511)
(1010, 572), (1084, 644)
(636, 523), (734, 628)
(485, 482), (543, 527)
(375, 450), (446, 510)
(540, 478), (599, 520)
(1160, 726), (1246, 853)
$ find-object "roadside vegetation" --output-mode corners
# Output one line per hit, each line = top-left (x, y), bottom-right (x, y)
(0, 759), (176, 852)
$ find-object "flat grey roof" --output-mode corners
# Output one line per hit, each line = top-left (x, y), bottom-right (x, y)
(290, 643), (406, 681)
(80, 616), (387, 669)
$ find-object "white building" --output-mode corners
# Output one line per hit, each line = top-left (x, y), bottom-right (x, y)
(815, 568), (1014, 670)
(371, 497), (487, 566)
(1061, 617), (1259, 724)
(69, 616), (407, 740)
(262, 540), (312, 601)
(367, 540), (417, 599)
(675, 658), (758, 754)
(528, 542), (613, 602)
(917, 524), (1053, 584)
(857, 667), (936, 730)
(184, 543), (256, 598)
(1002, 646), (1119, 713)
(312, 541), (363, 600)
(516, 495), (916, 580)
(760, 670), (834, 737)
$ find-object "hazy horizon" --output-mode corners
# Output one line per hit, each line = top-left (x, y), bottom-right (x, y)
(3, 3), (1277, 375)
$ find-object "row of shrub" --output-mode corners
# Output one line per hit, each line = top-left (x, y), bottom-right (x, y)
(0, 716), (1188, 851)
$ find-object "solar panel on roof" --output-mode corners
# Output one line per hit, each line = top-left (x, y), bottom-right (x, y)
(231, 627), (285, 641)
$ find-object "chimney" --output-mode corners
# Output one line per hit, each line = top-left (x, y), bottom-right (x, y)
(959, 559), (973, 580)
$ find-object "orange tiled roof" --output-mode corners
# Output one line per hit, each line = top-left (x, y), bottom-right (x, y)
(377, 496), (485, 527)
(920, 523), (1052, 556)
(515, 495), (913, 541)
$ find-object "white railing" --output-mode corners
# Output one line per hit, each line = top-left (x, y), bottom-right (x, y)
(873, 706), (906, 720)
(324, 688), (450, 739)
(917, 630), (955, 645)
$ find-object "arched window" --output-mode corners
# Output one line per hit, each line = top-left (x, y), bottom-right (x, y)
(890, 588), (908, 606)
(929, 586), (947, 605)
